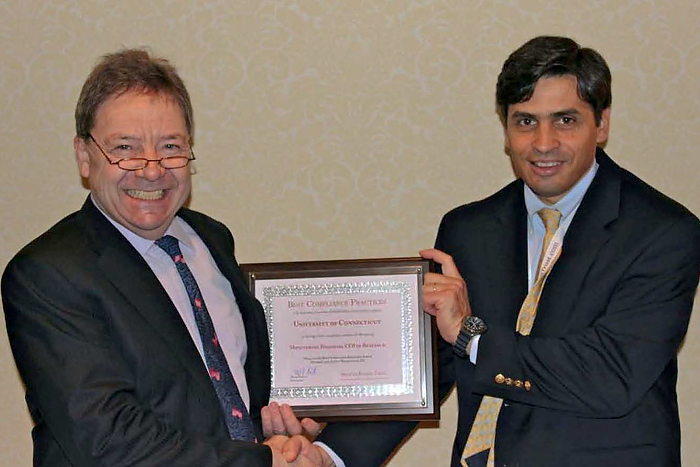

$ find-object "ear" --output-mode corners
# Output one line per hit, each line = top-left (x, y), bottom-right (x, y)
(74, 136), (91, 178)
(596, 108), (611, 144)
(503, 124), (512, 157)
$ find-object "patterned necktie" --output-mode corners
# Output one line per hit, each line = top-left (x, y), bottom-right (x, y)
(156, 235), (257, 442)
(462, 208), (561, 467)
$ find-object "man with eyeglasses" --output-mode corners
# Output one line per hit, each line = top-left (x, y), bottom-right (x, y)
(2, 49), (333, 467)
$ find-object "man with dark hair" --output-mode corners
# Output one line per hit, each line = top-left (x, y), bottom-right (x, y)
(2, 48), (328, 467)
(317, 35), (700, 467)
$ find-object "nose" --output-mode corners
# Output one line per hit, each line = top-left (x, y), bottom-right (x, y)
(135, 147), (167, 180)
(135, 160), (167, 181)
(532, 123), (559, 154)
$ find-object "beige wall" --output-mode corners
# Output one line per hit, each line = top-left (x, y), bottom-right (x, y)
(1, 1), (699, 465)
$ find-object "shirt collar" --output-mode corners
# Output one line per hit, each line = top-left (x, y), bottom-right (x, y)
(524, 159), (599, 222)
(89, 194), (192, 254)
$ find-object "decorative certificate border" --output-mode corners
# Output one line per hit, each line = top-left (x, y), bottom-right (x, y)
(262, 280), (414, 399)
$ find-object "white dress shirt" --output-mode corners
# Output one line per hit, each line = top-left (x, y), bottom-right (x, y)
(94, 200), (251, 409)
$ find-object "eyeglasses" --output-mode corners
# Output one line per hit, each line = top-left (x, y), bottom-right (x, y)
(88, 134), (196, 171)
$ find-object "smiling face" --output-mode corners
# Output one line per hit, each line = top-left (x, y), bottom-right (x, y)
(504, 75), (610, 204)
(74, 91), (191, 239)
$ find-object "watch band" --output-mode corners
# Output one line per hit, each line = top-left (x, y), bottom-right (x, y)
(453, 316), (487, 358)
(453, 326), (472, 358)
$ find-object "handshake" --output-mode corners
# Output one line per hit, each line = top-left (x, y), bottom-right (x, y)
(261, 402), (336, 467)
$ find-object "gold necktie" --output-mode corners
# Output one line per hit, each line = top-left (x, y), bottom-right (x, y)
(461, 208), (562, 467)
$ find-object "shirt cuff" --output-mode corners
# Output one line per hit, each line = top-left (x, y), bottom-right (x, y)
(314, 441), (345, 467)
(468, 335), (480, 364)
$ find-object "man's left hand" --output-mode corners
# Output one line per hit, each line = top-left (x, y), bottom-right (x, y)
(262, 402), (323, 439)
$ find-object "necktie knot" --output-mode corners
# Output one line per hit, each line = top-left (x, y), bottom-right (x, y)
(156, 235), (181, 258)
(537, 208), (561, 235)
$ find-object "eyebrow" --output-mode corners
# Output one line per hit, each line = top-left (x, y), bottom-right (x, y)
(102, 135), (140, 143)
(550, 108), (581, 119)
(510, 111), (537, 120)
(160, 134), (188, 141)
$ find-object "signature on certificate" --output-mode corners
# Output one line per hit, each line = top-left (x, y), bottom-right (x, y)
(290, 365), (318, 382)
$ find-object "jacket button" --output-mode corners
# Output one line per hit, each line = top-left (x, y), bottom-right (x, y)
(524, 381), (532, 391)
(514, 380), (523, 388)
(505, 377), (513, 386)
(495, 374), (506, 384)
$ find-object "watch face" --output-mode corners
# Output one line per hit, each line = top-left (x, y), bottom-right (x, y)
(464, 316), (487, 335)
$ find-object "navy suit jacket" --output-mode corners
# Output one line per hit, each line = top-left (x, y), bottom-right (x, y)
(318, 150), (700, 467)
(3, 198), (273, 467)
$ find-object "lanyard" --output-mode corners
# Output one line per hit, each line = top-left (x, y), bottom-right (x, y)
(535, 227), (564, 282)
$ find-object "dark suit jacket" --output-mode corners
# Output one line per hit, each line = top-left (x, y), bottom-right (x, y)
(2, 198), (273, 467)
(318, 149), (700, 467)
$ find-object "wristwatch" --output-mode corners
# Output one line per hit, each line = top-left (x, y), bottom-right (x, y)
(453, 316), (487, 358)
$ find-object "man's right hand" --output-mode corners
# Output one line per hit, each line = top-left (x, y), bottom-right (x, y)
(266, 435), (335, 467)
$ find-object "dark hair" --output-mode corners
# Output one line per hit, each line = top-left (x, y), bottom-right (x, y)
(496, 36), (611, 125)
(75, 48), (194, 142)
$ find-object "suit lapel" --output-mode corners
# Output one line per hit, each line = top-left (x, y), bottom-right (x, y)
(80, 200), (218, 397)
(478, 183), (529, 328)
(534, 150), (621, 335)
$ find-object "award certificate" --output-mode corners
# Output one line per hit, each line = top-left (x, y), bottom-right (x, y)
(241, 258), (437, 420)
